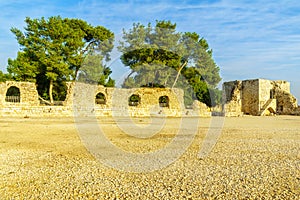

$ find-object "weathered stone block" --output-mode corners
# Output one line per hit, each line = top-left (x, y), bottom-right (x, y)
(223, 79), (299, 116)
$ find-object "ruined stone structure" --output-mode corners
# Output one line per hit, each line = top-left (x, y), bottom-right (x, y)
(0, 81), (210, 117)
(223, 79), (299, 116)
(66, 82), (185, 117)
(2, 79), (297, 117)
(0, 81), (39, 106)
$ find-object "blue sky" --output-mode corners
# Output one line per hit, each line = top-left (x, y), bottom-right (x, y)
(1, 0), (300, 100)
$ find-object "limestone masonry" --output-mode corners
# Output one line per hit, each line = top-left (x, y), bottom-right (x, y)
(223, 79), (300, 116)
(0, 79), (299, 117)
(0, 81), (210, 117)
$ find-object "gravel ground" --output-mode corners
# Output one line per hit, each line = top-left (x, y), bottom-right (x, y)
(0, 116), (299, 199)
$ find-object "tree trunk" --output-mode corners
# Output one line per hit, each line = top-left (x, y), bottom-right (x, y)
(38, 96), (52, 105)
(49, 79), (54, 105)
(172, 61), (188, 88)
(74, 66), (80, 80)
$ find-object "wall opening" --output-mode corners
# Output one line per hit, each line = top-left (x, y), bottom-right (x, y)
(37, 79), (67, 106)
(95, 92), (106, 104)
(278, 105), (284, 112)
(159, 96), (169, 107)
(128, 94), (140, 106)
(270, 89), (275, 99)
(5, 86), (21, 103)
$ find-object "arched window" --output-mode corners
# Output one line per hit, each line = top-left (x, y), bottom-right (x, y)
(159, 96), (169, 107)
(128, 94), (140, 106)
(5, 86), (20, 103)
(95, 92), (106, 104)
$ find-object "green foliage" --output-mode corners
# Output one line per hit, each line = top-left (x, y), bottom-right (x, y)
(105, 77), (115, 87)
(0, 70), (12, 82)
(119, 20), (221, 107)
(207, 87), (222, 107)
(121, 48), (181, 87)
(77, 53), (115, 87)
(36, 74), (67, 101)
(141, 82), (165, 88)
(7, 52), (37, 82)
(159, 96), (169, 103)
(8, 16), (114, 102)
(129, 94), (140, 102)
(122, 77), (136, 88)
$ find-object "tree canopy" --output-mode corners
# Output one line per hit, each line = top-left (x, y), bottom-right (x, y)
(77, 53), (115, 87)
(4, 17), (222, 107)
(0, 71), (11, 82)
(8, 16), (115, 103)
(118, 20), (221, 107)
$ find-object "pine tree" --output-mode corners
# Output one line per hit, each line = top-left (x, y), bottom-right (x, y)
(119, 20), (221, 106)
(8, 16), (114, 104)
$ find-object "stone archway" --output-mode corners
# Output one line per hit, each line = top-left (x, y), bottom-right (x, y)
(128, 94), (140, 106)
(5, 86), (20, 103)
(0, 81), (39, 106)
(95, 92), (106, 105)
(159, 95), (169, 107)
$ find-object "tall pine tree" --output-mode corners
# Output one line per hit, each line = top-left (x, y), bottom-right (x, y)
(8, 16), (114, 104)
(118, 20), (221, 107)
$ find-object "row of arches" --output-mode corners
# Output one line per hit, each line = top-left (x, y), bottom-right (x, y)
(4, 86), (171, 108)
(95, 92), (170, 107)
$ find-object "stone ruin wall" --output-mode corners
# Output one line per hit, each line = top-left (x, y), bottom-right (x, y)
(271, 81), (298, 115)
(0, 81), (211, 117)
(65, 82), (186, 117)
(2, 79), (298, 118)
(223, 79), (300, 116)
(258, 79), (275, 116)
(0, 81), (39, 107)
(222, 80), (243, 117)
(241, 79), (260, 115)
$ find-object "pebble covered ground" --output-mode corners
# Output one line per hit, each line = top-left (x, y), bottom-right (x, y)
(0, 116), (299, 199)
